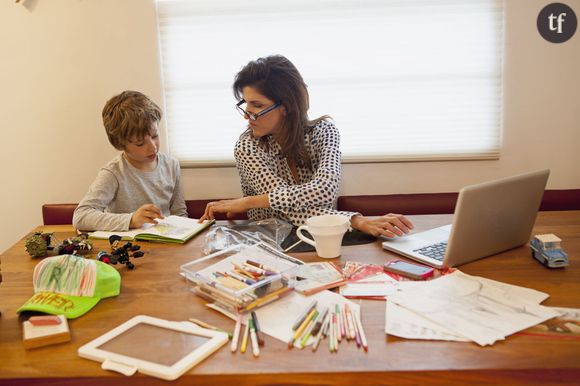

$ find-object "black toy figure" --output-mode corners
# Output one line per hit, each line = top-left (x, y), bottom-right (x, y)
(97, 236), (145, 270)
(57, 234), (93, 255)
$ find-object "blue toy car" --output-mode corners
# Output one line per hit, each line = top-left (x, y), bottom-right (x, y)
(530, 234), (568, 268)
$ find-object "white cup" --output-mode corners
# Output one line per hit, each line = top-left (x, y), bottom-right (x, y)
(296, 214), (350, 258)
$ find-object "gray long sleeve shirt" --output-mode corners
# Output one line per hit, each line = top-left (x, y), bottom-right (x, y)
(72, 153), (188, 231)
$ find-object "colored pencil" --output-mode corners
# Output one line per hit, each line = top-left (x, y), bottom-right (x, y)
(342, 304), (349, 339)
(352, 311), (362, 348)
(333, 311), (339, 352)
(354, 310), (368, 352)
(311, 307), (328, 337)
(299, 310), (320, 348)
(230, 314), (242, 352)
(249, 319), (260, 357)
(345, 304), (356, 340)
(251, 311), (265, 346)
(243, 286), (292, 312)
(246, 259), (280, 273)
(322, 312), (331, 337)
(189, 318), (233, 339)
(335, 304), (344, 342)
(241, 321), (250, 353)
(283, 239), (303, 252)
(288, 307), (317, 348)
(292, 300), (317, 330)
(216, 276), (247, 290)
(242, 262), (267, 275)
(312, 312), (329, 352)
(328, 311), (335, 352)
(227, 271), (256, 285)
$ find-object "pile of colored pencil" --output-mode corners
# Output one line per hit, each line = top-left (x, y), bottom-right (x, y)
(288, 301), (368, 352)
(230, 311), (265, 357)
(194, 258), (291, 314)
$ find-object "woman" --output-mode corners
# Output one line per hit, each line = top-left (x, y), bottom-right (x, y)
(200, 55), (413, 238)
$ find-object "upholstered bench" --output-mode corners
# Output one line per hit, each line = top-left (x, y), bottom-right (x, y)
(42, 189), (580, 225)
(338, 189), (580, 216)
(42, 200), (248, 225)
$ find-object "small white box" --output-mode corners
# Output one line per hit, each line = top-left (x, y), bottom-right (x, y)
(23, 314), (71, 349)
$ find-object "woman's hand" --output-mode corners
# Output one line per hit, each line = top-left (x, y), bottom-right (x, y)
(130, 204), (163, 229)
(200, 198), (249, 222)
(199, 194), (271, 222)
(350, 213), (414, 238)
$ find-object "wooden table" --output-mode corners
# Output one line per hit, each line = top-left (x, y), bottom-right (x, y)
(1, 212), (579, 385)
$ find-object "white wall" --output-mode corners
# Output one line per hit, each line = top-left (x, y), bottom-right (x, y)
(1, 0), (579, 254)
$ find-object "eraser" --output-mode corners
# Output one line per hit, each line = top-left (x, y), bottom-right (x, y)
(29, 315), (62, 326)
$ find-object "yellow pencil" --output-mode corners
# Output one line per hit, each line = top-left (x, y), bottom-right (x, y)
(240, 321), (250, 353)
(299, 310), (320, 348)
(288, 308), (317, 348)
(243, 286), (291, 312)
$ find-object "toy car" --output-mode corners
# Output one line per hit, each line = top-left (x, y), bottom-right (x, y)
(530, 234), (568, 268)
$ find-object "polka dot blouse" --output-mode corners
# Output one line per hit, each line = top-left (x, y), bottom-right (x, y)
(234, 120), (358, 226)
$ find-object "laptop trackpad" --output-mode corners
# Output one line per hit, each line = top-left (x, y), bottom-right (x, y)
(384, 224), (452, 249)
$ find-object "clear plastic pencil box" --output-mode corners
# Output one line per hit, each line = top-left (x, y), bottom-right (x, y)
(180, 242), (302, 313)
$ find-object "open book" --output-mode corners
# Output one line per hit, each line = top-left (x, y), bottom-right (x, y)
(89, 215), (214, 244)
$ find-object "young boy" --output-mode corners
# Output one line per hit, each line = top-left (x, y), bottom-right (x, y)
(72, 90), (188, 231)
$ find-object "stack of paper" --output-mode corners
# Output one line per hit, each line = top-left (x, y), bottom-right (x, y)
(294, 262), (346, 295)
(339, 273), (398, 299)
(385, 270), (560, 346)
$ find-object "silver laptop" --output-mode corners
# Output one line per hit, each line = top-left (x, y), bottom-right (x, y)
(381, 169), (550, 268)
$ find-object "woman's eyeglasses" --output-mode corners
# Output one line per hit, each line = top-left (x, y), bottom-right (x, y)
(236, 100), (282, 121)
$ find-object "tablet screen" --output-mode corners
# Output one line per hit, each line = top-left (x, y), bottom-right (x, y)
(96, 322), (211, 367)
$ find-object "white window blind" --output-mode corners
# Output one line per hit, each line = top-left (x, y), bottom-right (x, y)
(156, 0), (503, 166)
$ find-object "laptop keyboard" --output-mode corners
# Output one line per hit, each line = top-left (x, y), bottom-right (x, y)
(413, 242), (448, 261)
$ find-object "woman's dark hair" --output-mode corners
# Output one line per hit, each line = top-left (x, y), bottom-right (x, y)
(233, 55), (329, 168)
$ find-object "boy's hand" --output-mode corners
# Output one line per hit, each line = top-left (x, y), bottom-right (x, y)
(130, 204), (163, 229)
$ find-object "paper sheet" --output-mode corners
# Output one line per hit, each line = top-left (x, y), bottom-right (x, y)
(388, 271), (560, 346)
(385, 300), (469, 342)
(208, 290), (359, 348)
(518, 307), (580, 339)
(340, 273), (399, 298)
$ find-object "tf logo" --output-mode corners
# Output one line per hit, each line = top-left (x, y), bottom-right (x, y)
(537, 3), (577, 43)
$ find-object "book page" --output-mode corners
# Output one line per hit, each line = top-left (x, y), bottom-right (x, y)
(138, 216), (202, 239)
(89, 228), (141, 240)
(89, 216), (211, 242)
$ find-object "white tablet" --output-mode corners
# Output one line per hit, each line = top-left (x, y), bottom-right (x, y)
(78, 315), (228, 381)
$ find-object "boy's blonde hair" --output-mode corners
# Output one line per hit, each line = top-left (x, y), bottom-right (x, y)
(102, 91), (162, 150)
